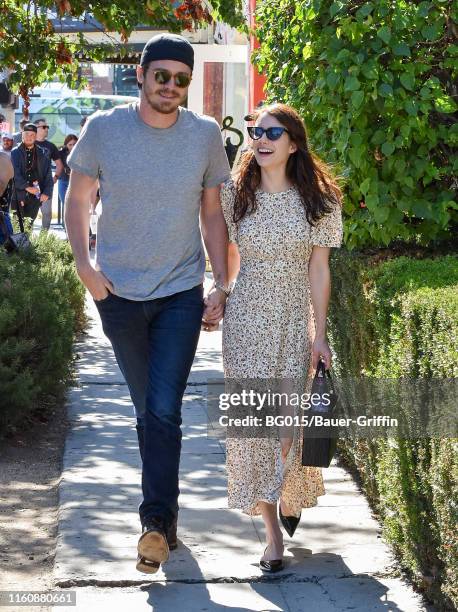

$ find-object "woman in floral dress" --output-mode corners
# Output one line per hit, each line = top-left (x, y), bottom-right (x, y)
(220, 103), (343, 571)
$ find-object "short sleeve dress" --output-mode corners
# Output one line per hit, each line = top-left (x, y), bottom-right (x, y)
(220, 179), (343, 517)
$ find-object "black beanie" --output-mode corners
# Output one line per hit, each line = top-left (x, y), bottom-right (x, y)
(140, 34), (194, 71)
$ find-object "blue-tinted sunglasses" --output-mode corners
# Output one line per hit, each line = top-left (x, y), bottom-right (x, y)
(247, 126), (289, 141)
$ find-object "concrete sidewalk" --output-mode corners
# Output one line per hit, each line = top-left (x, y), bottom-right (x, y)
(53, 289), (433, 611)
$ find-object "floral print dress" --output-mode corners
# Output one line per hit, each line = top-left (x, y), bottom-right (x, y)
(220, 179), (343, 517)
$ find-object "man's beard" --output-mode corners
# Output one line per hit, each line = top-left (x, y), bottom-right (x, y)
(143, 86), (186, 115)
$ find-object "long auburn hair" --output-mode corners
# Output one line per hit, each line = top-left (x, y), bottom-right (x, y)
(233, 103), (342, 226)
(63, 134), (78, 147)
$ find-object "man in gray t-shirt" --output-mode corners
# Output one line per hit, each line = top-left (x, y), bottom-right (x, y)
(65, 34), (231, 575)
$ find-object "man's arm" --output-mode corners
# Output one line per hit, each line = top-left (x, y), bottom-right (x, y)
(52, 145), (64, 181)
(200, 184), (229, 328)
(65, 170), (113, 300)
(227, 242), (240, 284)
(41, 156), (53, 199)
(53, 158), (64, 181)
(10, 149), (28, 192)
(200, 184), (228, 286)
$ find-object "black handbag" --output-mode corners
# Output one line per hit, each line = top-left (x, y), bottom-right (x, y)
(301, 358), (338, 468)
(2, 182), (31, 253)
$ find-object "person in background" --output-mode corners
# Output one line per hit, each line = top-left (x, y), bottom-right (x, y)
(13, 119), (28, 146)
(11, 123), (53, 223)
(1, 133), (14, 157)
(58, 134), (78, 228)
(34, 118), (63, 230)
(0, 151), (14, 244)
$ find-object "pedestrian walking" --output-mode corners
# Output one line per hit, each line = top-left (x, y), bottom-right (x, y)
(65, 33), (231, 574)
(0, 151), (14, 243)
(58, 134), (78, 227)
(34, 118), (64, 230)
(220, 103), (343, 572)
(11, 123), (53, 223)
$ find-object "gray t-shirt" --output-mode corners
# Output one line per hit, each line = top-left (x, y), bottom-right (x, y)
(67, 102), (231, 300)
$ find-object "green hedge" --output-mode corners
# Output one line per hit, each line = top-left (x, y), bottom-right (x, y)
(328, 251), (458, 610)
(0, 233), (85, 434)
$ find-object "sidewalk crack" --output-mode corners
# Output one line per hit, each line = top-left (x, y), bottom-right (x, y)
(55, 570), (400, 589)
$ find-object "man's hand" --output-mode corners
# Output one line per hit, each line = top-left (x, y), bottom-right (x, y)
(26, 186), (40, 196)
(202, 287), (226, 331)
(39, 194), (49, 203)
(77, 264), (114, 301)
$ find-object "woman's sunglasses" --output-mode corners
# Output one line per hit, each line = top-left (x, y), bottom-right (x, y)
(151, 68), (191, 88)
(247, 126), (289, 141)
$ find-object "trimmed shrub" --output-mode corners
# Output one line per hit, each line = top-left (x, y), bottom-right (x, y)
(0, 232), (85, 434)
(328, 250), (458, 610)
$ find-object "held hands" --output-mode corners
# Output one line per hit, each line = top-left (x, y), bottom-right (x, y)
(202, 286), (227, 332)
(77, 264), (114, 301)
(311, 336), (332, 371)
(39, 194), (49, 203)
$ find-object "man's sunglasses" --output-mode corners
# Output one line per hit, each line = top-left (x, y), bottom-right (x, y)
(151, 68), (191, 88)
(247, 126), (289, 141)
(38, 125), (49, 129)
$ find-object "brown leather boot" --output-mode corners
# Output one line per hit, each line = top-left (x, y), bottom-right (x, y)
(167, 515), (178, 550)
(136, 517), (169, 574)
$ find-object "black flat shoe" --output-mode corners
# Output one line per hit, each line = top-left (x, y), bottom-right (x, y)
(279, 505), (301, 538)
(259, 547), (284, 573)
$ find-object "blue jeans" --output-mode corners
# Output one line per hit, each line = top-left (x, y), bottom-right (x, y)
(58, 179), (69, 227)
(94, 284), (204, 528)
(0, 211), (13, 244)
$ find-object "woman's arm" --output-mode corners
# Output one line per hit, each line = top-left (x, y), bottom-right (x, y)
(308, 245), (332, 370)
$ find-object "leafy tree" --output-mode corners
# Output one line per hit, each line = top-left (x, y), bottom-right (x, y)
(0, 0), (216, 114)
(210, 0), (245, 28)
(0, 0), (245, 116)
(253, 0), (457, 249)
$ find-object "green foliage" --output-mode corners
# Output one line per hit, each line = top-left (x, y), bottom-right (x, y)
(253, 0), (458, 249)
(328, 249), (458, 609)
(210, 0), (245, 29)
(366, 257), (458, 377)
(0, 232), (85, 434)
(0, 1), (214, 107)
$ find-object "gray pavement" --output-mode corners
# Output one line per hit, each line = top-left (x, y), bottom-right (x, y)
(53, 285), (433, 611)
